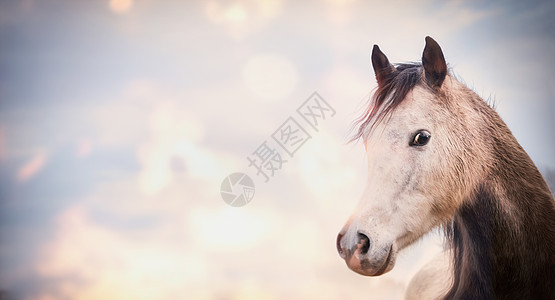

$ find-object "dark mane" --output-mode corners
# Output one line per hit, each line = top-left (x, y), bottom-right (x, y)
(351, 63), (422, 141)
(441, 92), (555, 299)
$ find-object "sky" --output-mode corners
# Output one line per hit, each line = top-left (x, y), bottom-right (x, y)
(0, 0), (554, 299)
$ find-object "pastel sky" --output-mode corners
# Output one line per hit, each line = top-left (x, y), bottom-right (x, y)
(0, 0), (554, 299)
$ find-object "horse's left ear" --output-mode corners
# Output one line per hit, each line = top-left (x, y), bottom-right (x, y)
(422, 36), (447, 88)
(372, 45), (395, 86)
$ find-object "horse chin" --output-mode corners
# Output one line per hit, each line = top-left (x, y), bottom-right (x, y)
(344, 244), (396, 276)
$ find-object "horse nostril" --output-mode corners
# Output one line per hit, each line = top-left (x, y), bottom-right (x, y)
(336, 233), (345, 258)
(357, 232), (371, 255)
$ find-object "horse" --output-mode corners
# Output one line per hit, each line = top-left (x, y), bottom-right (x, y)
(335, 36), (555, 299)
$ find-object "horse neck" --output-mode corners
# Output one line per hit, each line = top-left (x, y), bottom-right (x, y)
(445, 107), (555, 299)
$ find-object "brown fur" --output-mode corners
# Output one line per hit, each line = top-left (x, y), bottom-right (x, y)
(442, 81), (555, 299)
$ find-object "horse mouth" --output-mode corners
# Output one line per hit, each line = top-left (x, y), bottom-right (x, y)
(341, 241), (395, 276)
(373, 244), (393, 276)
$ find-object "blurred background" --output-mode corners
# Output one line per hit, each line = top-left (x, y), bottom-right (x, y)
(0, 0), (554, 299)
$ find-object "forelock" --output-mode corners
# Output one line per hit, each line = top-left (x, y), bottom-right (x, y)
(351, 63), (423, 142)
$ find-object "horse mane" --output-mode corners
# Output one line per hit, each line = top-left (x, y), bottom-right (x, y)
(351, 63), (422, 142)
(439, 83), (555, 298)
(443, 108), (555, 298)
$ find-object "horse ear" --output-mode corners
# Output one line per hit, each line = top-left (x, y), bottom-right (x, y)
(372, 45), (395, 86)
(422, 36), (447, 88)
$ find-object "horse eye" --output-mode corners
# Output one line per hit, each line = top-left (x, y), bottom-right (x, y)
(410, 130), (431, 146)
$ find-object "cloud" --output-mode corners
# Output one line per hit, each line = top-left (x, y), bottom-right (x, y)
(243, 54), (299, 102)
(109, 0), (133, 14)
(36, 206), (210, 300)
(135, 98), (232, 195)
(204, 0), (283, 39)
(0, 124), (5, 161)
(16, 151), (47, 182)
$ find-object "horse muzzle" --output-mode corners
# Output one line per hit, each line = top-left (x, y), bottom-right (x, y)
(336, 231), (396, 276)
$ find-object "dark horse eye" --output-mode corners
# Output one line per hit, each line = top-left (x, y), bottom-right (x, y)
(410, 130), (431, 146)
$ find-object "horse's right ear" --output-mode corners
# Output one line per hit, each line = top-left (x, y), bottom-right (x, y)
(422, 36), (447, 89)
(372, 45), (395, 86)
